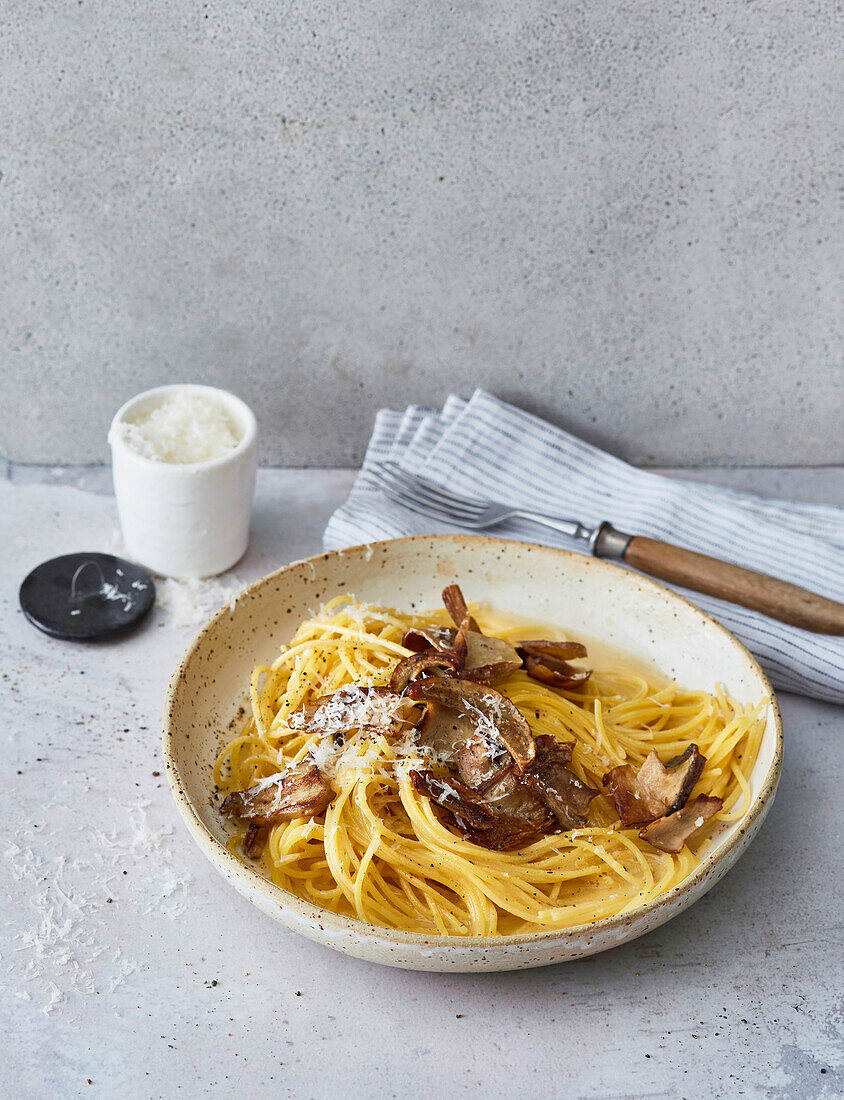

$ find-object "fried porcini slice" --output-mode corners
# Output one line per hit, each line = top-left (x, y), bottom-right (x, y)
(432, 585), (589, 686)
(409, 769), (548, 851)
(442, 583), (480, 632)
(517, 640), (591, 689)
(409, 769), (492, 829)
(221, 760), (334, 825)
(407, 677), (536, 769)
(243, 823), (264, 858)
(523, 657), (591, 689)
(389, 650), (462, 694)
(639, 794), (723, 853)
(458, 629), (523, 683)
(413, 714), (598, 847)
(443, 584), (522, 681)
(480, 765), (557, 831)
(522, 735), (600, 829)
(518, 640), (589, 662)
(416, 701), (479, 759)
(455, 732), (556, 829)
(403, 624), (520, 683)
(402, 625), (458, 653)
(453, 730), (509, 788)
(602, 745), (706, 827)
(456, 732), (597, 830)
(403, 585), (521, 683)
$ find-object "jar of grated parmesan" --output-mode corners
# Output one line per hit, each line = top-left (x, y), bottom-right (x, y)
(108, 384), (258, 577)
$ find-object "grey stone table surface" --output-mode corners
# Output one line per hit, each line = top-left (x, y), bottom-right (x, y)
(3, 465), (842, 1100)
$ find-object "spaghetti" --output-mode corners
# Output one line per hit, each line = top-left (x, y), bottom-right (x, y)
(213, 595), (765, 937)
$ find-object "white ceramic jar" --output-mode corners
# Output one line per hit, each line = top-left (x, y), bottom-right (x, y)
(109, 384), (258, 578)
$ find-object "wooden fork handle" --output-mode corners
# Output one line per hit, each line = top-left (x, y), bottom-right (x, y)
(594, 526), (844, 634)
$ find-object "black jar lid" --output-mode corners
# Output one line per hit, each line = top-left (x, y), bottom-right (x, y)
(19, 552), (156, 641)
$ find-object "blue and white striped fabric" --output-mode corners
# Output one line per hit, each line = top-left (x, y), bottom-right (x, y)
(324, 390), (844, 704)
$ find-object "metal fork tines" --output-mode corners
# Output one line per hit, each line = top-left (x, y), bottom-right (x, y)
(375, 464), (492, 525)
(373, 463), (591, 542)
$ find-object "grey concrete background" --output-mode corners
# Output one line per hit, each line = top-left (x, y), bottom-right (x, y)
(1, 1), (840, 468)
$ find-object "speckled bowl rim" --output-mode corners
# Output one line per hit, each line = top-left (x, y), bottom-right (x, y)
(162, 534), (783, 952)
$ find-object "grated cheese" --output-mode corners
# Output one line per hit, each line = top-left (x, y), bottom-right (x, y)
(5, 801), (191, 1014)
(284, 684), (437, 781)
(119, 393), (240, 464)
(289, 684), (406, 739)
(314, 596), (378, 628)
(308, 730), (437, 783)
(98, 580), (136, 612)
(155, 574), (241, 626)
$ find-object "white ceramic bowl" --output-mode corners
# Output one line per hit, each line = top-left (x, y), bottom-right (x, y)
(162, 536), (782, 972)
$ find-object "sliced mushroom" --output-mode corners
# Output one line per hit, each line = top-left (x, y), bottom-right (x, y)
(416, 701), (479, 760)
(240, 822), (260, 853)
(639, 794), (723, 853)
(522, 735), (600, 828)
(410, 585), (521, 683)
(402, 626), (458, 653)
(402, 623), (520, 683)
(240, 827), (267, 858)
(409, 769), (492, 829)
(450, 627), (469, 666)
(221, 760), (334, 825)
(409, 769), (549, 851)
(458, 629), (523, 683)
(522, 657), (591, 688)
(517, 640), (591, 689)
(389, 650), (461, 694)
(481, 766), (558, 831)
(455, 731), (555, 829)
(602, 745), (706, 827)
(518, 640), (589, 663)
(407, 677), (536, 770)
(453, 730), (508, 788)
(442, 583), (480, 632)
(436, 586), (591, 686)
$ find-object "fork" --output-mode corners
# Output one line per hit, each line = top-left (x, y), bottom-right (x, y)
(374, 464), (844, 635)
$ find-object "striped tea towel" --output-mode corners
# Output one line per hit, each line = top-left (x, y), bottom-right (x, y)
(324, 390), (844, 704)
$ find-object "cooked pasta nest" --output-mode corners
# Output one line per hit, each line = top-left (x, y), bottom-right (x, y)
(214, 596), (765, 936)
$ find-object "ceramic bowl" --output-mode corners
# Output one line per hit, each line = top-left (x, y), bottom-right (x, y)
(162, 535), (782, 972)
